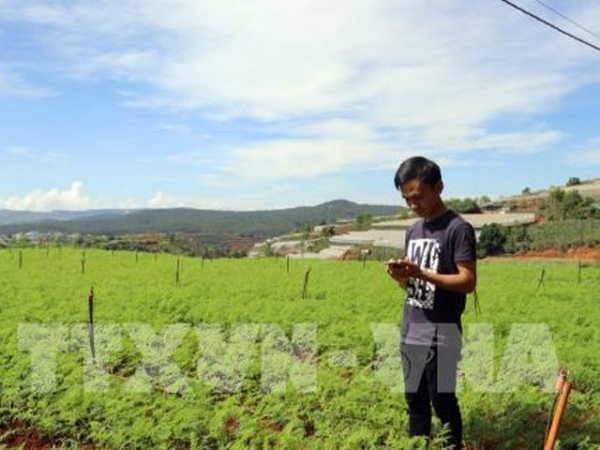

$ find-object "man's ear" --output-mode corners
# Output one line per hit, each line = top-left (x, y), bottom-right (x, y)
(435, 180), (444, 195)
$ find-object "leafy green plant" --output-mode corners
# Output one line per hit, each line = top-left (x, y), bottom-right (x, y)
(0, 249), (598, 449)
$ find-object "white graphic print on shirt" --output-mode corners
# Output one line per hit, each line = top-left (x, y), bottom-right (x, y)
(406, 238), (440, 310)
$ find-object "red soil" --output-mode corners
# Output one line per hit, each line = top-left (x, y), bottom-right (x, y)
(495, 246), (597, 262)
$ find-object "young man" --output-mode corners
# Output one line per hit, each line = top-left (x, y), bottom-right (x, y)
(386, 156), (477, 450)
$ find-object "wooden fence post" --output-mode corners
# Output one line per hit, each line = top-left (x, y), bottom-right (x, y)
(87, 287), (96, 363)
(302, 267), (311, 299)
(537, 267), (546, 289)
(81, 251), (86, 275)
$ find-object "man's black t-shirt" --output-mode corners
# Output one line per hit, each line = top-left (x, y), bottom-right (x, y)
(401, 209), (476, 347)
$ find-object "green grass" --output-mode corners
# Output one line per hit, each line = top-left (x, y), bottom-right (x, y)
(0, 248), (599, 449)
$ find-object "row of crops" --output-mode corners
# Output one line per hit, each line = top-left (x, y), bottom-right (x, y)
(0, 248), (599, 449)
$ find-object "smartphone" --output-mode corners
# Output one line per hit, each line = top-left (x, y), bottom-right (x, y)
(384, 260), (404, 268)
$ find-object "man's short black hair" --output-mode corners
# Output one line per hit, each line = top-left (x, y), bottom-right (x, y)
(394, 156), (442, 189)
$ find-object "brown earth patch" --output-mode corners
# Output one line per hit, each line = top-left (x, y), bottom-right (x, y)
(493, 246), (597, 262)
(0, 425), (95, 450)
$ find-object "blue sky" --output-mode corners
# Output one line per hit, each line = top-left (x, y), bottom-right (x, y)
(1, 0), (600, 212)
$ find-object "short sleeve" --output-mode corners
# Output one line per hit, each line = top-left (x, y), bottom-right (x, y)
(453, 221), (477, 263)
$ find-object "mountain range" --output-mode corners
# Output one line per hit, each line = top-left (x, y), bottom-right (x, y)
(0, 209), (131, 226)
(0, 200), (401, 238)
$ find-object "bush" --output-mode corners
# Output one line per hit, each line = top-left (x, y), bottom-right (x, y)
(478, 223), (507, 257)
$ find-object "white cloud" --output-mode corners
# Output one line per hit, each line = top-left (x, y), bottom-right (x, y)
(4, 146), (36, 159)
(3, 181), (92, 211)
(0, 3), (72, 25)
(147, 191), (170, 208)
(158, 122), (191, 134)
(566, 138), (600, 165)
(421, 127), (562, 155)
(569, 151), (600, 165)
(76, 50), (157, 78)
(0, 66), (55, 98)
(4, 0), (600, 124)
(472, 130), (562, 154)
(2, 0), (600, 197)
(4, 147), (66, 162)
(166, 120), (562, 182)
(147, 190), (274, 210)
(1, 181), (144, 211)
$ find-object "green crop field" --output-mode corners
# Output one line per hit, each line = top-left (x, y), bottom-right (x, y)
(0, 248), (599, 450)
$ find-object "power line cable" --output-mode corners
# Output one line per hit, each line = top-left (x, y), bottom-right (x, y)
(498, 0), (600, 53)
(533, 0), (600, 42)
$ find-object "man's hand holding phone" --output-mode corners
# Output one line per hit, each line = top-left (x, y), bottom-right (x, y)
(385, 259), (412, 289)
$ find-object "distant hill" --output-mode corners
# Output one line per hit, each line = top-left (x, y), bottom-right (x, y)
(0, 209), (132, 226)
(0, 200), (400, 238)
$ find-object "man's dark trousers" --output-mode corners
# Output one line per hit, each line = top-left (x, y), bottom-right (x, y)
(401, 342), (462, 450)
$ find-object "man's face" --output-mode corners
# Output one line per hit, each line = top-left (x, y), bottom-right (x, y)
(399, 178), (443, 219)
